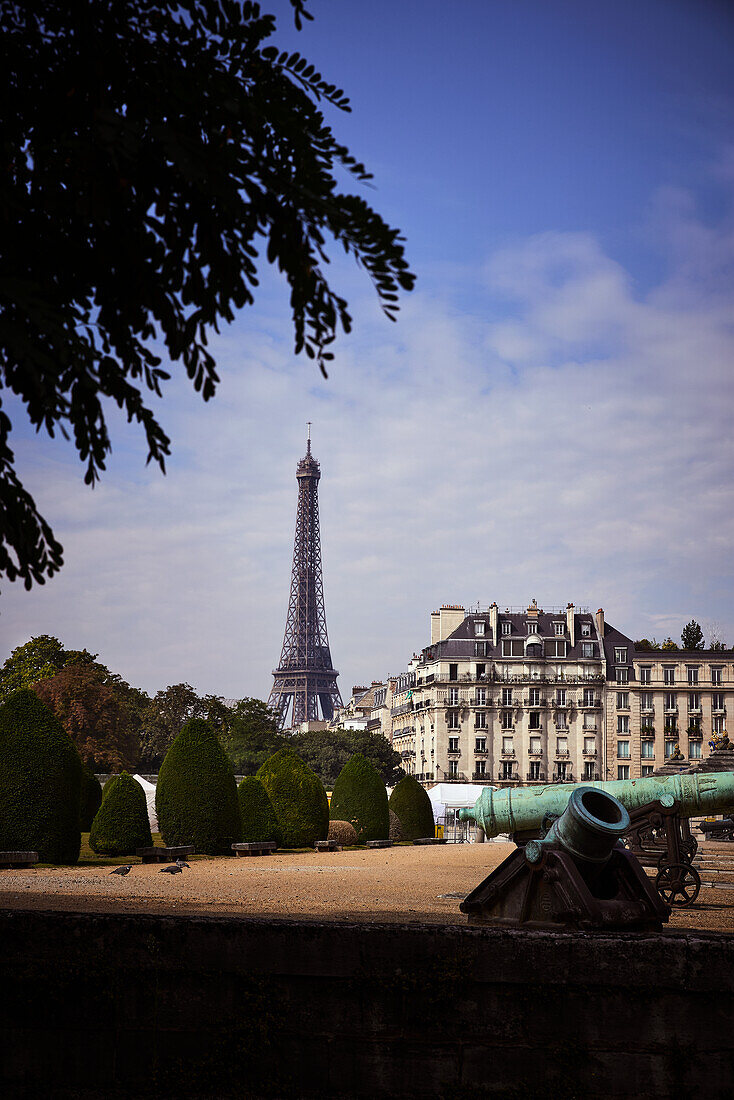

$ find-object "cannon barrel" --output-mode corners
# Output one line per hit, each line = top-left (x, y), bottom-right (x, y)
(458, 772), (734, 839)
(524, 786), (630, 866)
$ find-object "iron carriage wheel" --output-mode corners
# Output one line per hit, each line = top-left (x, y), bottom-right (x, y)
(655, 862), (701, 907)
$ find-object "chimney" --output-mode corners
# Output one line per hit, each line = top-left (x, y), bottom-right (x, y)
(489, 602), (499, 648)
(596, 608), (605, 639)
(438, 605), (466, 642)
(430, 611), (440, 645)
(566, 603), (575, 648)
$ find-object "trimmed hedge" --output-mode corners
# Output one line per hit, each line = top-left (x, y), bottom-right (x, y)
(89, 772), (153, 856)
(80, 764), (103, 831)
(328, 819), (358, 845)
(329, 753), (389, 842)
(156, 719), (241, 855)
(388, 775), (435, 841)
(256, 747), (328, 849)
(0, 689), (82, 863)
(237, 776), (282, 845)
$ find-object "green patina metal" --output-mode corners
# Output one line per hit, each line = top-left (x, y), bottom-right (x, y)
(458, 772), (734, 839)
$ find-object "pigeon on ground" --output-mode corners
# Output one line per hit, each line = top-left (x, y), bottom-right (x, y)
(176, 859), (190, 869)
(159, 864), (183, 874)
(110, 865), (132, 876)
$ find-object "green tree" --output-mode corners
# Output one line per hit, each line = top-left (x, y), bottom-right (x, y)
(634, 638), (661, 651)
(0, 635), (96, 703)
(256, 747), (328, 848)
(290, 727), (404, 788)
(237, 775), (282, 845)
(1, 0), (414, 590)
(139, 683), (227, 769)
(681, 621), (705, 650)
(89, 771), (152, 856)
(0, 689), (83, 863)
(220, 698), (285, 775)
(329, 754), (389, 843)
(156, 717), (241, 854)
(388, 776), (435, 842)
(661, 637), (679, 651)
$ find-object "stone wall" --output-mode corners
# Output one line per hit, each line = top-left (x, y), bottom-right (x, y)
(1, 909), (732, 1098)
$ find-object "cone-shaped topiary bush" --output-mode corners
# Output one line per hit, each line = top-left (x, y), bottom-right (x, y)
(79, 763), (103, 831)
(237, 776), (282, 845)
(0, 689), (82, 863)
(388, 775), (435, 841)
(329, 753), (389, 842)
(156, 718), (241, 855)
(89, 772), (153, 856)
(256, 747), (329, 848)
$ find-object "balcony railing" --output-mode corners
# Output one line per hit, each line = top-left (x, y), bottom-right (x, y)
(526, 772), (546, 782)
(523, 696), (547, 707)
(581, 771), (600, 781)
(473, 748), (489, 757)
(582, 748), (598, 757)
(552, 772), (574, 783)
(555, 750), (570, 758)
(472, 771), (489, 781)
(497, 772), (520, 782)
(528, 748), (543, 757)
(578, 697), (601, 709)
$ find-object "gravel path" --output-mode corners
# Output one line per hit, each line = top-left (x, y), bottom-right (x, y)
(1, 841), (733, 931)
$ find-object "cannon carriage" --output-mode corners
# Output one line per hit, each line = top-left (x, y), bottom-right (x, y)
(697, 816), (734, 841)
(621, 798), (700, 907)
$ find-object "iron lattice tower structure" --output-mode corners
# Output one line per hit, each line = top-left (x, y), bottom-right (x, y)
(268, 428), (342, 729)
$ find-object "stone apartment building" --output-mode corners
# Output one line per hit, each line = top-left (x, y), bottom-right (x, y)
(376, 601), (732, 787)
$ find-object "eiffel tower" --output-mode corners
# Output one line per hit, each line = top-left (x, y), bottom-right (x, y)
(268, 426), (343, 730)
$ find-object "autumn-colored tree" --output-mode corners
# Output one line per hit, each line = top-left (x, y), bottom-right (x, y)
(34, 663), (140, 771)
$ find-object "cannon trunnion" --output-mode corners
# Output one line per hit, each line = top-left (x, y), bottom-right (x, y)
(461, 787), (670, 931)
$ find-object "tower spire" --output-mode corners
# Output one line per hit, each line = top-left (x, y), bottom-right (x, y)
(268, 433), (342, 730)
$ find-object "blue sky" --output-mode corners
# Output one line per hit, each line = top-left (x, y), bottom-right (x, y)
(3, 0), (734, 700)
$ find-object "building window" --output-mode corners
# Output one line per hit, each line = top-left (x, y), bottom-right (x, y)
(554, 622), (565, 636)
(641, 765), (654, 777)
(501, 688), (513, 707)
(448, 687), (459, 705)
(689, 716), (701, 733)
(640, 667), (651, 685)
(501, 621), (511, 635)
(584, 735), (596, 754)
(448, 760), (459, 777)
(713, 715), (725, 734)
(529, 687), (541, 706)
(526, 622), (537, 635)
(474, 711), (487, 729)
(617, 740), (630, 759)
(475, 759), (486, 776)
(476, 663), (486, 679)
(663, 667), (675, 685)
(582, 643), (595, 659)
(711, 667), (723, 686)
(617, 715), (629, 734)
(688, 693), (700, 712)
(641, 692), (653, 711)
(689, 740), (702, 759)
(476, 687), (486, 706)
(664, 741), (677, 759)
(501, 760), (515, 779)
(556, 688), (567, 706)
(583, 762), (596, 780)
(448, 736), (459, 753)
(502, 736), (514, 755)
(555, 710), (567, 729)
(583, 688), (595, 707)
(502, 639), (524, 657)
(581, 622), (591, 637)
(641, 740), (655, 759)
(449, 664), (458, 681)
(475, 641), (487, 657)
(617, 692), (629, 710)
(447, 711), (460, 730)
(475, 737), (486, 753)
(529, 761), (542, 780)
(529, 711), (541, 730)
(556, 736), (568, 755)
(501, 711), (513, 730)
(712, 693), (725, 711)
(664, 692), (677, 712)
(687, 666), (699, 685)
(474, 620), (485, 636)
(618, 765), (630, 780)
(546, 640), (566, 658)
(529, 735), (541, 755)
(616, 668), (629, 684)
(615, 648), (628, 664)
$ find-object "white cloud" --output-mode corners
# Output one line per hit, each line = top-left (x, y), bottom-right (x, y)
(3, 195), (734, 697)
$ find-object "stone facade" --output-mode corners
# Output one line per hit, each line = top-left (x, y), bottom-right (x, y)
(371, 601), (732, 787)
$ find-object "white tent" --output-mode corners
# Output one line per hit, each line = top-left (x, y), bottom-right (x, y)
(132, 774), (158, 831)
(427, 783), (493, 821)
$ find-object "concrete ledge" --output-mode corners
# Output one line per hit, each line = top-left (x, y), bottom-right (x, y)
(314, 840), (340, 851)
(231, 841), (278, 856)
(366, 839), (393, 849)
(1, 909), (733, 1098)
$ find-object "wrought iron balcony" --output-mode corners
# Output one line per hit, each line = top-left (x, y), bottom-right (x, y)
(526, 772), (546, 782)
(472, 771), (489, 781)
(497, 772), (520, 782)
(583, 748), (598, 757)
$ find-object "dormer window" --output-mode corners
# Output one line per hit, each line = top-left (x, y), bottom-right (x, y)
(501, 622), (511, 635)
(474, 620), (485, 636)
(554, 622), (565, 636)
(581, 623), (591, 637)
(526, 622), (537, 635)
(615, 647), (628, 664)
